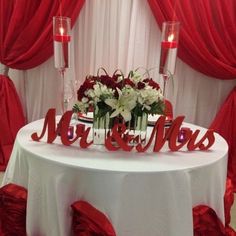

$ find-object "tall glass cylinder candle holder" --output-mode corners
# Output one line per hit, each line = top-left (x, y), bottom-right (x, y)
(159, 21), (180, 97)
(53, 16), (71, 114)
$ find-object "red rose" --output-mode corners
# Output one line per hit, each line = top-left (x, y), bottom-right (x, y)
(123, 78), (135, 87)
(100, 75), (117, 89)
(146, 79), (160, 90)
(137, 81), (145, 89)
(77, 77), (95, 100)
(112, 74), (121, 82)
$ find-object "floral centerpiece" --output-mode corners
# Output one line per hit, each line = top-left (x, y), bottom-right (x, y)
(73, 68), (165, 144)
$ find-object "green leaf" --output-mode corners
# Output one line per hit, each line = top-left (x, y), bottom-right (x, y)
(72, 103), (81, 113)
(95, 102), (112, 118)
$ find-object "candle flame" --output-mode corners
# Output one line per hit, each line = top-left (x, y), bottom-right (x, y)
(168, 34), (174, 42)
(59, 27), (64, 35)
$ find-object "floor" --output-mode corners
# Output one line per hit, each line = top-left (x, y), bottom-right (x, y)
(0, 171), (235, 230)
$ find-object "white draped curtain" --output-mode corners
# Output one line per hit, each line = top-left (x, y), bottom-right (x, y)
(9, 0), (236, 127)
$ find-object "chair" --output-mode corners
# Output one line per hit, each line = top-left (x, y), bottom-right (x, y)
(192, 177), (236, 236)
(71, 200), (116, 236)
(192, 205), (226, 236)
(0, 183), (27, 236)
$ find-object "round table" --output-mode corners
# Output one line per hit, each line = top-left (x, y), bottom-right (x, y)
(2, 117), (228, 236)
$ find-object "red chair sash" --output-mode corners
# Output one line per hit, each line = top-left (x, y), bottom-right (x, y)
(0, 183), (27, 236)
(193, 205), (226, 236)
(71, 200), (116, 236)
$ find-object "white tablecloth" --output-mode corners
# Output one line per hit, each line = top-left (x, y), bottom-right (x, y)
(2, 118), (228, 236)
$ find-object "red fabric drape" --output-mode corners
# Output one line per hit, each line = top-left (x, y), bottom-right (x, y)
(210, 87), (236, 192)
(0, 0), (85, 170)
(0, 0), (85, 69)
(147, 0), (236, 80)
(225, 178), (234, 225)
(0, 75), (25, 171)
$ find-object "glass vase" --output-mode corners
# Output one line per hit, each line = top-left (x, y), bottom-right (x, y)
(93, 106), (148, 146)
(127, 113), (148, 145)
(93, 106), (111, 145)
(159, 21), (180, 97)
(53, 16), (71, 114)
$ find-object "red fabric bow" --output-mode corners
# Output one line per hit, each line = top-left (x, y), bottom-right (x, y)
(71, 200), (116, 236)
(0, 183), (27, 236)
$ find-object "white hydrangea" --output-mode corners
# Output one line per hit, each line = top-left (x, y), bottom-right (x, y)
(75, 97), (90, 113)
(129, 71), (143, 85)
(86, 83), (113, 103)
(138, 86), (163, 110)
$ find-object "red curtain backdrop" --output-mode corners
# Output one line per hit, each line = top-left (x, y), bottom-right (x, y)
(147, 0), (236, 80)
(0, 75), (25, 171)
(210, 87), (236, 192)
(0, 0), (85, 170)
(0, 0), (85, 69)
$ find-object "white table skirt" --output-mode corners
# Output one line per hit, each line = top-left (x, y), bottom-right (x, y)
(2, 118), (228, 236)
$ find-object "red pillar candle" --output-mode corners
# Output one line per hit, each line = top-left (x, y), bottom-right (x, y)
(161, 40), (178, 49)
(159, 22), (180, 76)
(53, 16), (71, 70)
(54, 34), (71, 42)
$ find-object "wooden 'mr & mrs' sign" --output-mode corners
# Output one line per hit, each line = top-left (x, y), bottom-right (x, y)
(31, 109), (215, 152)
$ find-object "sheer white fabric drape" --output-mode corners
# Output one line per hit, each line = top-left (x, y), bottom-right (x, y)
(9, 0), (236, 127)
